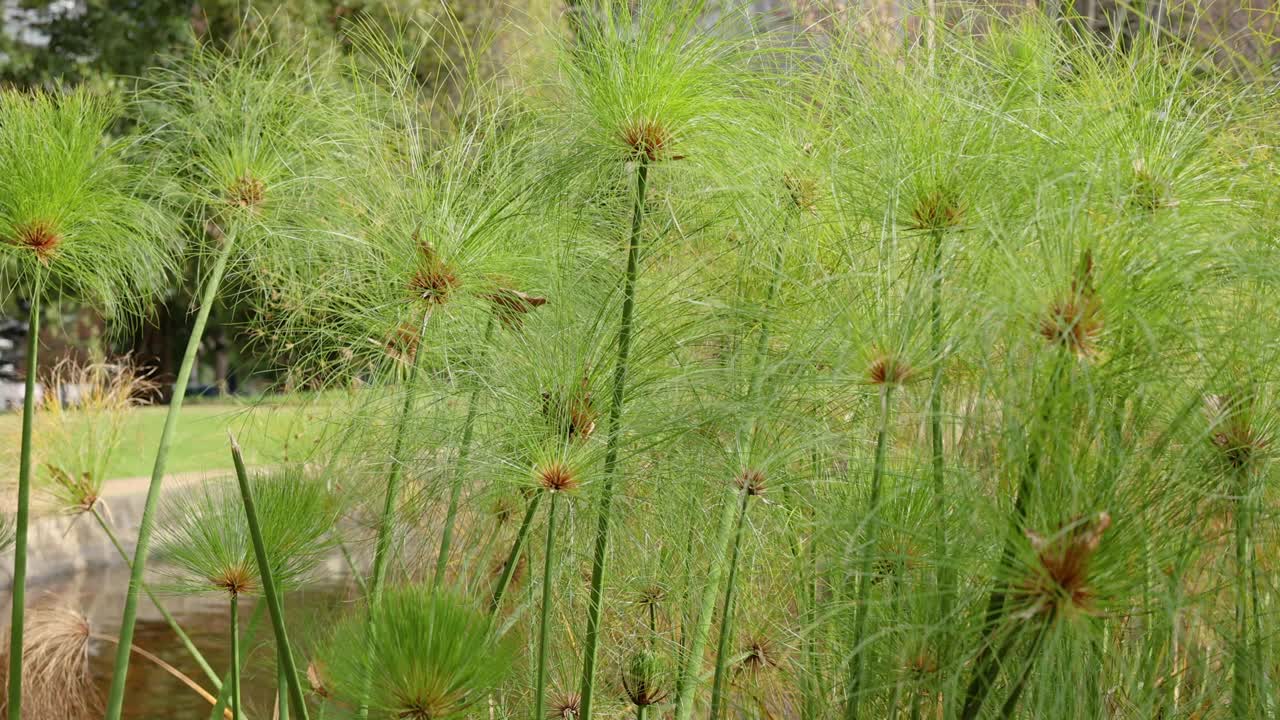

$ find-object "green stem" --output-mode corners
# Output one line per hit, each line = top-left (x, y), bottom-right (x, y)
(578, 157), (649, 720)
(230, 594), (241, 720)
(209, 602), (267, 720)
(960, 355), (1067, 719)
(90, 508), (220, 687)
(1234, 466), (1251, 719)
(368, 307), (433, 601)
(844, 384), (894, 720)
(230, 436), (311, 720)
(491, 493), (543, 613)
(637, 705), (647, 720)
(674, 243), (784, 720)
(961, 623), (1024, 720)
(278, 597), (290, 720)
(929, 228), (953, 668)
(997, 624), (1048, 720)
(105, 232), (237, 720)
(433, 313), (497, 589)
(708, 487), (752, 720)
(338, 540), (369, 596)
(673, 488), (740, 720)
(534, 491), (562, 720)
(6, 287), (40, 720)
(352, 308), (434, 719)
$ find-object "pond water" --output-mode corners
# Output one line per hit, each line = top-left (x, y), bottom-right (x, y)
(39, 563), (359, 719)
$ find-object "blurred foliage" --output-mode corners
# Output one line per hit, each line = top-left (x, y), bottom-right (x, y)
(0, 0), (512, 91)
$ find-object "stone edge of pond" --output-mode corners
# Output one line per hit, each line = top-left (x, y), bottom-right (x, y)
(0, 469), (245, 590)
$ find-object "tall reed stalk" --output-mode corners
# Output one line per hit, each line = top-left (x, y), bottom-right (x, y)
(960, 356), (1069, 719)
(1233, 464), (1252, 718)
(105, 232), (236, 720)
(844, 383), (894, 720)
(355, 307), (433, 720)
(5, 279), (41, 720)
(674, 241), (784, 720)
(229, 593), (241, 720)
(577, 156), (649, 719)
(208, 603), (266, 720)
(928, 227), (953, 657)
(434, 313), (497, 588)
(534, 490), (563, 720)
(368, 307), (433, 601)
(229, 436), (311, 720)
(708, 483), (752, 720)
(492, 494), (543, 612)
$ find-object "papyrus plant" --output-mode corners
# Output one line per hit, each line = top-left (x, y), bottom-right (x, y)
(0, 87), (175, 720)
(104, 34), (362, 717)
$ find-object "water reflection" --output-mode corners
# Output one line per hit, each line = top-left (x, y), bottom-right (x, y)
(35, 562), (358, 719)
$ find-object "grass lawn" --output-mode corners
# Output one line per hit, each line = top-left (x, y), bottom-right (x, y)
(0, 395), (339, 484)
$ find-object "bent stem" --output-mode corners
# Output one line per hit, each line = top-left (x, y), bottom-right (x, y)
(843, 384), (894, 720)
(491, 493), (544, 613)
(708, 486), (752, 720)
(90, 633), (233, 720)
(578, 156), (649, 720)
(90, 507), (220, 687)
(534, 491), (562, 720)
(106, 232), (237, 720)
(6, 284), (40, 720)
(230, 435), (311, 720)
(433, 313), (497, 589)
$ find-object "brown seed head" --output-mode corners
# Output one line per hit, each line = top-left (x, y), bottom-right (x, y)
(10, 219), (62, 263)
(541, 373), (597, 443)
(1205, 394), (1271, 470)
(737, 634), (780, 675)
(865, 350), (914, 386)
(548, 692), (581, 720)
(735, 468), (767, 496)
(408, 235), (460, 305)
(490, 553), (527, 590)
(619, 118), (684, 162)
(490, 495), (519, 525)
(908, 187), (965, 232)
(623, 651), (668, 707)
(209, 562), (255, 596)
(906, 651), (938, 677)
(383, 320), (422, 363)
(227, 173), (266, 210)
(1014, 511), (1111, 621)
(485, 287), (548, 330)
(9, 606), (99, 720)
(1038, 250), (1103, 359)
(45, 465), (100, 515)
(536, 461), (578, 492)
(391, 691), (456, 720)
(636, 583), (667, 607)
(307, 661), (330, 698)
